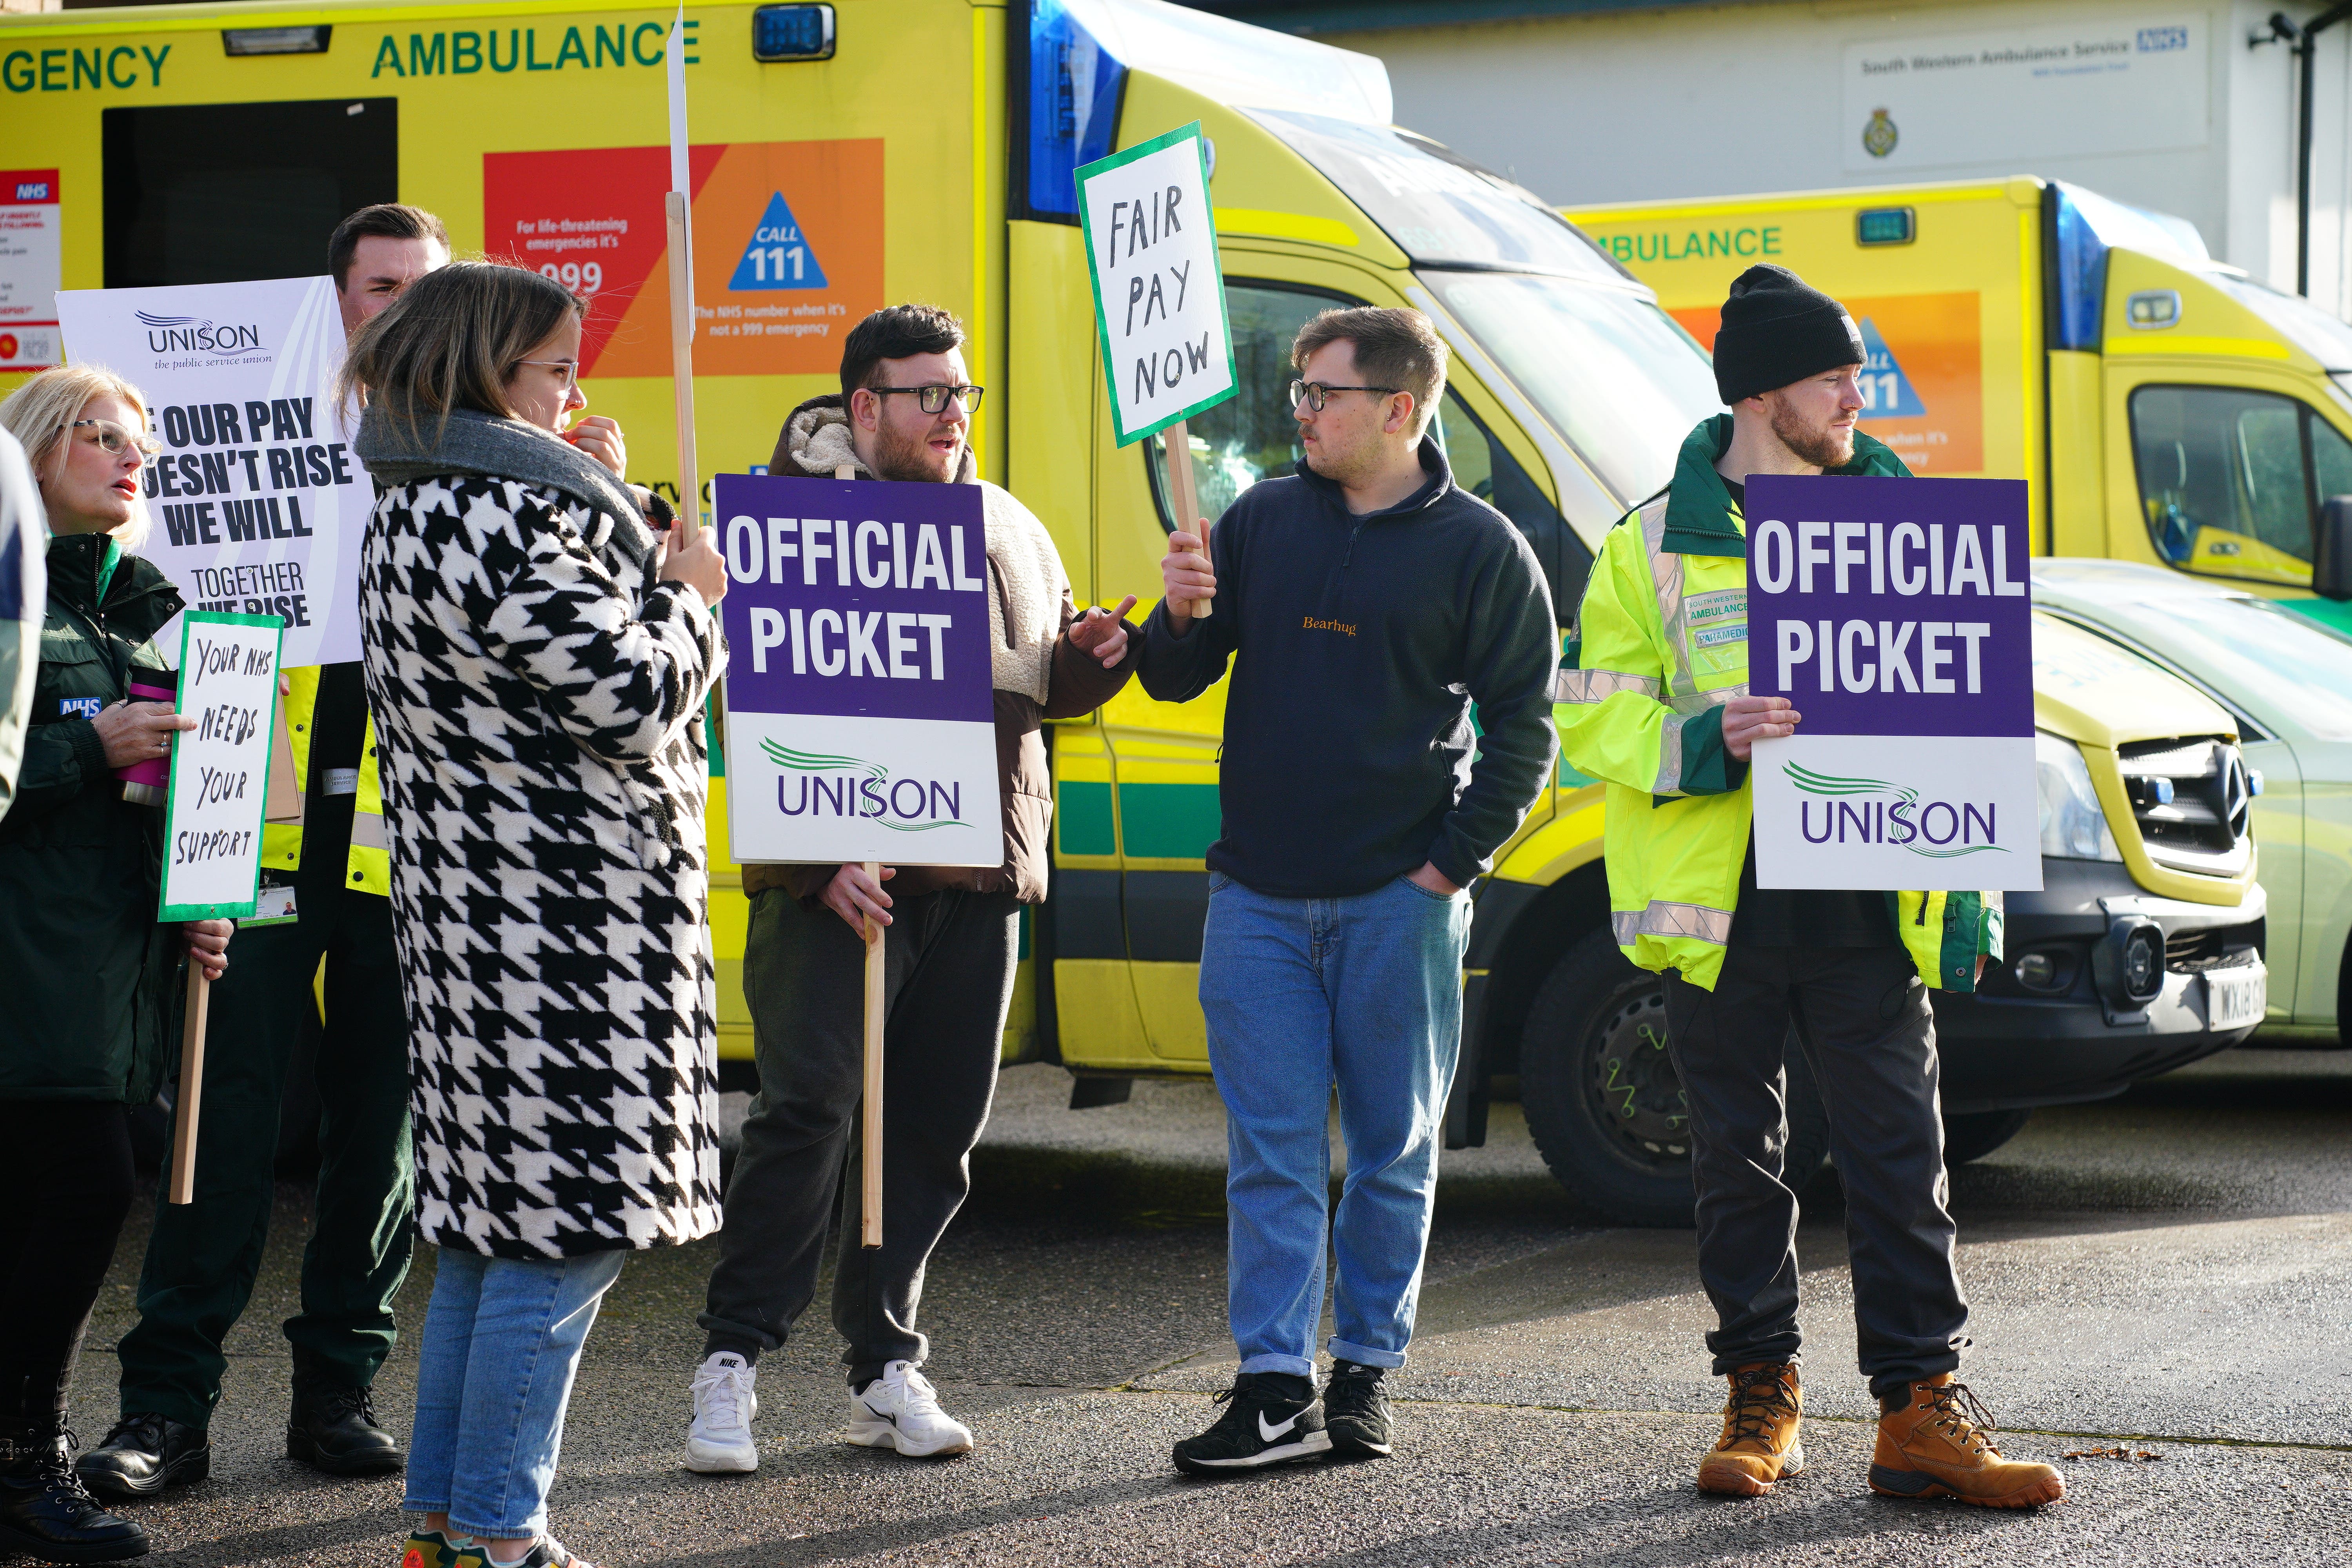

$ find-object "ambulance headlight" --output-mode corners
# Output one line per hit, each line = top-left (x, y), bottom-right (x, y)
(2036, 732), (2120, 862)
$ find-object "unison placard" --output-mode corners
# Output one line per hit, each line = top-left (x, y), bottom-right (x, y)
(715, 472), (1001, 867)
(56, 277), (367, 668)
(157, 611), (284, 922)
(1745, 474), (2040, 891)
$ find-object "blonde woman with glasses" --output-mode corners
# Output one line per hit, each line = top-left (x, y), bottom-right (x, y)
(0, 365), (232, 1564)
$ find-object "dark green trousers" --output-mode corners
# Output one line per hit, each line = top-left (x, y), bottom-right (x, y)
(118, 886), (414, 1429)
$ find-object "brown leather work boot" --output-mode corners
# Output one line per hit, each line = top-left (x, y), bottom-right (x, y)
(1870, 1374), (2066, 1507)
(1695, 1361), (1804, 1496)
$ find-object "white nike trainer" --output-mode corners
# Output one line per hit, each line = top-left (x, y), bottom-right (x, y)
(846, 1360), (975, 1457)
(685, 1351), (760, 1473)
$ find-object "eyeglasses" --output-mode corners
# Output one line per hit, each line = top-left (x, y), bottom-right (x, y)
(871, 384), (985, 416)
(514, 359), (581, 389)
(70, 418), (161, 457)
(1289, 380), (1401, 414)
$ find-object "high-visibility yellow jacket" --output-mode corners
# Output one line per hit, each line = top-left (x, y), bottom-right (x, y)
(1557, 414), (2000, 993)
(260, 665), (388, 897)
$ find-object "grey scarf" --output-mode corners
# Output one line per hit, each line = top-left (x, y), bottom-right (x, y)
(353, 404), (653, 565)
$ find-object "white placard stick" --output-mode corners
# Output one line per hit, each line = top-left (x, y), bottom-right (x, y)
(860, 857), (885, 1249)
(168, 965), (211, 1205)
(826, 457), (887, 1250)
(1162, 417), (1210, 619)
(666, 189), (699, 545)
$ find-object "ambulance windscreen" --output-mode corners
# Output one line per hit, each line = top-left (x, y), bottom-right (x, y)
(1247, 110), (1621, 281)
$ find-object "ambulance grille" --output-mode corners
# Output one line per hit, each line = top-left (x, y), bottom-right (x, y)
(2115, 737), (2252, 877)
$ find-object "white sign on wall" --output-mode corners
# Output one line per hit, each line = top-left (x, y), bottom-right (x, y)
(1842, 15), (2207, 172)
(0, 167), (60, 373)
(1076, 122), (1237, 447)
(58, 277), (367, 669)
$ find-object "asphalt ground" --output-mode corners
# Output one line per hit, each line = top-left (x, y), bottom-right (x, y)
(31, 1045), (2352, 1567)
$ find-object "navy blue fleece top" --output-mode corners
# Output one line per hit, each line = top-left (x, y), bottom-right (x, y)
(1138, 439), (1559, 898)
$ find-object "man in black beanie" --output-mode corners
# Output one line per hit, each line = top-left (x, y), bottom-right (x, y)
(1555, 265), (2064, 1508)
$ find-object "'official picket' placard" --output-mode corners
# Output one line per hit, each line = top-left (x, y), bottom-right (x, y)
(1746, 475), (2041, 891)
(158, 612), (284, 922)
(715, 472), (1001, 867)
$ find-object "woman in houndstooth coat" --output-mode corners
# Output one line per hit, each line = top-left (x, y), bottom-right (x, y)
(347, 260), (730, 1567)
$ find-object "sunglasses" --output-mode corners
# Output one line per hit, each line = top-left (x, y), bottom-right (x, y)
(71, 418), (161, 457)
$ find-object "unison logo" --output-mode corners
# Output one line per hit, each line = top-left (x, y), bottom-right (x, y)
(1784, 761), (2007, 858)
(136, 310), (265, 358)
(763, 740), (970, 832)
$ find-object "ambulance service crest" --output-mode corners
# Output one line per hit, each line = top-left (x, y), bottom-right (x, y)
(1862, 109), (1898, 160)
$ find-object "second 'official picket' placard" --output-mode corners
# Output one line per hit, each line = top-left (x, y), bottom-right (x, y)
(1746, 474), (2041, 891)
(715, 471), (1001, 867)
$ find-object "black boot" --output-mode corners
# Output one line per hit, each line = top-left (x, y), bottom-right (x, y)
(0, 1419), (150, 1563)
(74, 1414), (209, 1503)
(287, 1372), (404, 1477)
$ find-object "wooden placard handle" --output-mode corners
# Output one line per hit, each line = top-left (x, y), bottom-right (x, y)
(859, 859), (885, 1249)
(665, 189), (700, 547)
(167, 964), (211, 1205)
(1163, 419), (1211, 620)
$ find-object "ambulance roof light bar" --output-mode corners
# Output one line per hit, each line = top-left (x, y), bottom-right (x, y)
(221, 25), (332, 56)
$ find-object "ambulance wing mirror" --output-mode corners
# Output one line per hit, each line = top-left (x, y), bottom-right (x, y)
(2317, 497), (2352, 602)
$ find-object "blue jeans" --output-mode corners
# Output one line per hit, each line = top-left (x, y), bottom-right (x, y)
(402, 1247), (626, 1541)
(1200, 871), (1471, 1378)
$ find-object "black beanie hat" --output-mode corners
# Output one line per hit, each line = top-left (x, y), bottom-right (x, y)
(1711, 264), (1866, 405)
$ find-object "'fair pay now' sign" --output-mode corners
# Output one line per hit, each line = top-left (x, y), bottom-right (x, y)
(715, 472), (1002, 868)
(1076, 122), (1237, 447)
(1746, 475), (2042, 892)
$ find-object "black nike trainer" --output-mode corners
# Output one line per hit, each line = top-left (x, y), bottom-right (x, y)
(1172, 1373), (1332, 1476)
(1322, 1360), (1393, 1457)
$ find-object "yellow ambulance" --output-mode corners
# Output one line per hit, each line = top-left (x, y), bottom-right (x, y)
(1565, 178), (2352, 625)
(0, 0), (2265, 1222)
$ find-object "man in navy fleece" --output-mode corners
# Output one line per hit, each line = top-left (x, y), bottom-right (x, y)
(1143, 307), (1558, 1475)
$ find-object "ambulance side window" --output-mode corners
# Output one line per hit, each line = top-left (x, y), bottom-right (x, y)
(2129, 385), (2351, 588)
(1146, 278), (1590, 621)
(1148, 281), (1352, 528)
(1433, 391), (1590, 625)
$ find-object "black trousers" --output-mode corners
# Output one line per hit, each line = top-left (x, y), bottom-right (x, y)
(699, 885), (1018, 1386)
(117, 886), (415, 1427)
(0, 1100), (135, 1424)
(1662, 943), (1969, 1398)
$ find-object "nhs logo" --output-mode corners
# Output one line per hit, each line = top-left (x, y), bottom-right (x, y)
(2136, 25), (2187, 51)
(59, 696), (102, 719)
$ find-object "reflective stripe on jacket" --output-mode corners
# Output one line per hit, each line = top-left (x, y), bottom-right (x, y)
(260, 665), (389, 897)
(1556, 413), (2000, 993)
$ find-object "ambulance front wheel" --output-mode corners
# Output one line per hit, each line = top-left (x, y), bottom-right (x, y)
(1519, 931), (1833, 1227)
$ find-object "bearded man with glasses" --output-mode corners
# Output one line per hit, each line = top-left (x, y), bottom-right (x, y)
(682, 303), (1140, 1472)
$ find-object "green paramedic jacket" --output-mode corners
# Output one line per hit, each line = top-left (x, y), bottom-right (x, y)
(1556, 414), (2002, 994)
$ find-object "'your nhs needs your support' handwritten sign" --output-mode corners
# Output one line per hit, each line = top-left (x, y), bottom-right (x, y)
(1745, 475), (2041, 891)
(715, 472), (1003, 867)
(158, 611), (284, 922)
(1076, 122), (1237, 447)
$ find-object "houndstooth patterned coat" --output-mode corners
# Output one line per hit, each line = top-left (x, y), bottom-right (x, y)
(359, 472), (726, 1260)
